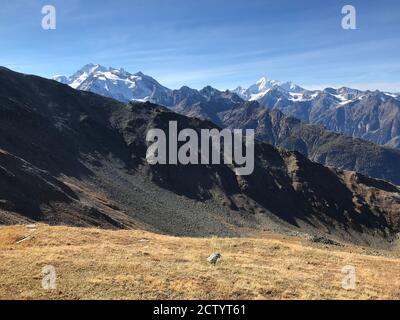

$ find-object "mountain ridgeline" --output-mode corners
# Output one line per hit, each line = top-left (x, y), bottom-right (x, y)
(53, 65), (400, 187)
(54, 64), (400, 150)
(2, 66), (400, 246)
(142, 81), (400, 187)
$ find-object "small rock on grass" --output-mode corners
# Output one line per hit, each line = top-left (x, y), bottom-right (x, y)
(207, 252), (222, 265)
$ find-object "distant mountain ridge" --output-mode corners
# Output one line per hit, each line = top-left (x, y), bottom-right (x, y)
(54, 64), (399, 108)
(54, 64), (400, 149)
(231, 77), (400, 149)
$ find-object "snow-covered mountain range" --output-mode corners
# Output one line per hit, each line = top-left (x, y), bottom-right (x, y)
(233, 77), (399, 106)
(54, 64), (399, 108)
(54, 63), (399, 105)
(234, 78), (400, 148)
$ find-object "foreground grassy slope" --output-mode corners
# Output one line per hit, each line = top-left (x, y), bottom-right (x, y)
(1, 225), (400, 300)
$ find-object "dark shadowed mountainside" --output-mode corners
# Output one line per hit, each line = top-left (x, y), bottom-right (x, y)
(220, 101), (400, 186)
(1, 67), (400, 246)
(166, 87), (400, 186)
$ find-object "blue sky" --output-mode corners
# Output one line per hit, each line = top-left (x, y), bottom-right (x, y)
(0, 0), (399, 91)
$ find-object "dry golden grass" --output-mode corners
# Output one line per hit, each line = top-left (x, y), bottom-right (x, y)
(1, 224), (400, 300)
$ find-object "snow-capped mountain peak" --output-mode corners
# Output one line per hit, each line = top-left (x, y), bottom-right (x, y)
(53, 64), (172, 104)
(232, 86), (247, 98)
(256, 77), (282, 90)
(233, 76), (305, 101)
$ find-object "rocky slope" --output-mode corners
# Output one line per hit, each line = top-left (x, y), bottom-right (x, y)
(221, 102), (400, 186)
(2, 67), (400, 245)
(158, 87), (400, 186)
